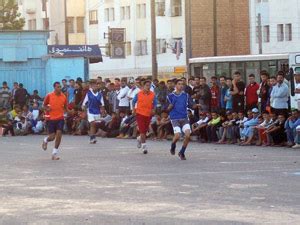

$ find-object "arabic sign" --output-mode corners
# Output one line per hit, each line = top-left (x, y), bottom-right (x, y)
(48, 45), (102, 62)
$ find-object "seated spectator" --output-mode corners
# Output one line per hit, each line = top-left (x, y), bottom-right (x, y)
(32, 114), (45, 134)
(285, 110), (300, 147)
(218, 111), (238, 144)
(192, 112), (210, 142)
(240, 108), (260, 146)
(255, 111), (273, 146)
(266, 113), (287, 146)
(156, 111), (172, 140)
(29, 90), (43, 107)
(206, 111), (221, 143)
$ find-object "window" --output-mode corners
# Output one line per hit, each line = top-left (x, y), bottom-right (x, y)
(28, 19), (36, 30)
(263, 25), (269, 42)
(171, 0), (182, 17)
(77, 17), (84, 33)
(156, 39), (167, 54)
(285, 24), (292, 41)
(121, 6), (130, 20)
(135, 40), (147, 56)
(137, 4), (146, 19)
(156, 0), (165, 16)
(89, 10), (98, 24)
(105, 8), (115, 21)
(277, 24), (284, 42)
(126, 42), (132, 56)
(67, 17), (74, 33)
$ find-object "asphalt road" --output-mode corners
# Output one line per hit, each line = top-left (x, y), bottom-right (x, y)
(0, 135), (300, 225)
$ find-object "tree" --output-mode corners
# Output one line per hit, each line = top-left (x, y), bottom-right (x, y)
(0, 0), (25, 30)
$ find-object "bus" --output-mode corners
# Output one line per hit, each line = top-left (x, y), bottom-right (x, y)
(189, 53), (300, 109)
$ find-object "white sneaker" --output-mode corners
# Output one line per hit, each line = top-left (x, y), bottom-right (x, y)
(137, 136), (142, 149)
(292, 144), (300, 149)
(142, 145), (148, 154)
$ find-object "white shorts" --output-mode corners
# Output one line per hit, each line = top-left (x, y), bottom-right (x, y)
(88, 113), (101, 123)
(171, 118), (191, 134)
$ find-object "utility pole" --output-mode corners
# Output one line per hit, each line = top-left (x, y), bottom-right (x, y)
(185, 0), (192, 76)
(150, 0), (158, 80)
(64, 0), (69, 45)
(257, 13), (263, 54)
(213, 0), (217, 56)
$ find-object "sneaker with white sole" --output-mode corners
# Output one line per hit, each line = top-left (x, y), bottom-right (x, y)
(292, 143), (300, 149)
(137, 136), (142, 149)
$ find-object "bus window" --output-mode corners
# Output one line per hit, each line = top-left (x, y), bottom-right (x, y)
(202, 63), (215, 80)
(261, 61), (277, 76)
(246, 62), (260, 83)
(216, 63), (230, 78)
(230, 62), (245, 80)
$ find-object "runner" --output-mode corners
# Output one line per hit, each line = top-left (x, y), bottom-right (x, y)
(42, 82), (68, 160)
(132, 80), (157, 154)
(167, 79), (195, 160)
(82, 80), (105, 144)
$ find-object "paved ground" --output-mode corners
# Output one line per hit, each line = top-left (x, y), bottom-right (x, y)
(0, 136), (300, 225)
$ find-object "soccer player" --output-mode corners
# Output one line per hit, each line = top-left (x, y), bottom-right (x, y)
(42, 82), (68, 160)
(82, 80), (105, 144)
(133, 80), (157, 154)
(167, 79), (195, 160)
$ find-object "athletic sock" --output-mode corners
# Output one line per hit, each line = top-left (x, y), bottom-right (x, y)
(180, 146), (187, 154)
(90, 135), (95, 140)
(171, 142), (176, 151)
(44, 137), (48, 143)
(52, 148), (59, 155)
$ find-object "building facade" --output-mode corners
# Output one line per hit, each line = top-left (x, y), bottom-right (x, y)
(185, 0), (250, 60)
(87, 0), (186, 79)
(18, 0), (86, 45)
(250, 0), (300, 54)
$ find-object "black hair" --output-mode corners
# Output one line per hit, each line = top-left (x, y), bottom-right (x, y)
(53, 81), (60, 88)
(248, 74), (255, 78)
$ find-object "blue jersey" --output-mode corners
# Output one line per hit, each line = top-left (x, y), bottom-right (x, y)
(83, 90), (104, 115)
(167, 91), (194, 120)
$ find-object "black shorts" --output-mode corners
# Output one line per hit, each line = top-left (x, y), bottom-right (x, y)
(48, 120), (64, 134)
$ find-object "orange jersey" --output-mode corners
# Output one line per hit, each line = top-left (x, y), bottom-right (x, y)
(44, 92), (67, 120)
(135, 91), (157, 117)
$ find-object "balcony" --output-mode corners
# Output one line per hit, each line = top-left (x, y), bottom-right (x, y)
(26, 8), (36, 14)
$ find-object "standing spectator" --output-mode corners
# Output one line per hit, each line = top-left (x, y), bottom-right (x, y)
(0, 81), (11, 109)
(114, 78), (121, 86)
(224, 78), (233, 111)
(127, 79), (140, 111)
(231, 71), (245, 112)
(219, 76), (228, 110)
(270, 72), (289, 116)
(67, 79), (75, 104)
(117, 78), (130, 113)
(151, 79), (159, 92)
(99, 81), (109, 112)
(181, 77), (193, 96)
(188, 77), (195, 90)
(198, 77), (212, 113)
(245, 74), (259, 111)
(74, 81), (83, 108)
(167, 79), (175, 94)
(29, 90), (43, 106)
(294, 71), (300, 111)
(61, 79), (68, 94)
(210, 76), (220, 112)
(155, 81), (168, 113)
(14, 83), (29, 108)
(10, 82), (19, 107)
(108, 83), (116, 113)
(258, 71), (270, 112)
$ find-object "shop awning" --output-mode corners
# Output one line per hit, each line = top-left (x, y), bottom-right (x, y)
(48, 45), (102, 63)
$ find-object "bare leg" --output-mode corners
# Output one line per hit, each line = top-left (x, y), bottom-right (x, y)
(54, 130), (62, 149)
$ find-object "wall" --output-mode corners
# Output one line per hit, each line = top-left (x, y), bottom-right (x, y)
(45, 57), (85, 93)
(188, 0), (250, 58)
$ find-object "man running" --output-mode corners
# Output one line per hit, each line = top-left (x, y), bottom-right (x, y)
(133, 80), (157, 154)
(82, 80), (105, 144)
(42, 82), (68, 160)
(167, 79), (195, 160)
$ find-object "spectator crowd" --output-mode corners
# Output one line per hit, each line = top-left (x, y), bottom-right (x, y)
(1, 69), (300, 149)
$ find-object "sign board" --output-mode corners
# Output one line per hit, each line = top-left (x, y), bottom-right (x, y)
(174, 66), (186, 74)
(110, 28), (126, 44)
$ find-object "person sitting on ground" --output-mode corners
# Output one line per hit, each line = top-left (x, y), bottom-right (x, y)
(156, 111), (171, 140)
(255, 111), (273, 146)
(218, 111), (238, 144)
(192, 112), (210, 141)
(206, 111), (221, 143)
(285, 110), (300, 147)
(265, 113), (287, 146)
(240, 108), (260, 146)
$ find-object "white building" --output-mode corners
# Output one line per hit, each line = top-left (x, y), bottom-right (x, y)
(250, 0), (300, 54)
(18, 0), (86, 45)
(86, 0), (186, 79)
